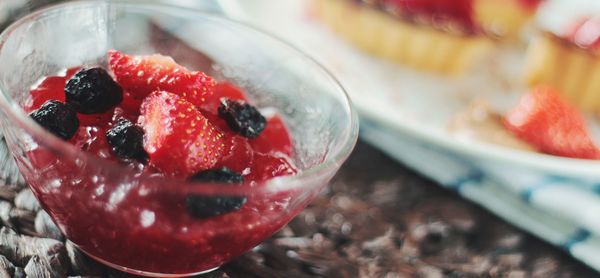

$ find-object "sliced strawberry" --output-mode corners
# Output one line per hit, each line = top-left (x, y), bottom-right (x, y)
(248, 153), (297, 182)
(118, 92), (143, 117)
(250, 115), (293, 156)
(504, 86), (600, 159)
(216, 135), (255, 174)
(199, 82), (249, 115)
(139, 91), (226, 177)
(108, 50), (215, 106)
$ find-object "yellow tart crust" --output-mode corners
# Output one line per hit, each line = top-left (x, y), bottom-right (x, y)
(474, 0), (537, 39)
(312, 0), (494, 76)
(524, 34), (600, 113)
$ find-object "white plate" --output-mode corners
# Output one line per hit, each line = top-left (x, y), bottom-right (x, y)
(220, 0), (600, 178)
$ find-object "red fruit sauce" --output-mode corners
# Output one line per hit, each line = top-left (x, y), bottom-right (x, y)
(372, 0), (544, 34)
(23, 68), (300, 274)
(518, 0), (543, 10)
(381, 0), (479, 34)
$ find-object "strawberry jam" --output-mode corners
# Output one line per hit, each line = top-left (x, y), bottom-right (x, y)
(518, 0), (543, 10)
(23, 51), (299, 274)
(380, 0), (480, 34)
(362, 0), (543, 35)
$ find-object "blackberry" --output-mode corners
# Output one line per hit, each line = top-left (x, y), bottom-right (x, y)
(186, 196), (247, 219)
(29, 100), (79, 140)
(187, 167), (247, 219)
(218, 99), (266, 138)
(106, 119), (146, 160)
(189, 167), (244, 183)
(65, 67), (123, 114)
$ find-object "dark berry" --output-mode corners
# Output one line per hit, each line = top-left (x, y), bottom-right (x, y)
(186, 167), (246, 219)
(218, 99), (266, 138)
(106, 119), (146, 160)
(186, 195), (247, 219)
(65, 67), (123, 114)
(190, 167), (243, 183)
(29, 100), (79, 140)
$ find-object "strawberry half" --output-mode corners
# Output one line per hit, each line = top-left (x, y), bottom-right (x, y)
(504, 86), (600, 159)
(108, 50), (215, 106)
(139, 91), (226, 177)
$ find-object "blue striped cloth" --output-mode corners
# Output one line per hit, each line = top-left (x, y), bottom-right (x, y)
(360, 118), (600, 271)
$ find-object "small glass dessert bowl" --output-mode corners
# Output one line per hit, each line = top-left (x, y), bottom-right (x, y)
(0, 1), (358, 277)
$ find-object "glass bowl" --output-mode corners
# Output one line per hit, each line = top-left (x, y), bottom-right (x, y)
(0, 1), (358, 276)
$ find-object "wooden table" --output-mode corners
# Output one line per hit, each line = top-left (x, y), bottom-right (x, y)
(3, 140), (594, 277)
(213, 141), (596, 278)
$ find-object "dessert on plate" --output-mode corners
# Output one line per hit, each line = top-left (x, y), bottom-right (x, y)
(524, 16), (600, 114)
(312, 0), (543, 75)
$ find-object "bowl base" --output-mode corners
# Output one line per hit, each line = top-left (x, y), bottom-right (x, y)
(72, 241), (220, 277)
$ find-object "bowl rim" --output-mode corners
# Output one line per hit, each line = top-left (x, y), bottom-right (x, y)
(0, 0), (359, 193)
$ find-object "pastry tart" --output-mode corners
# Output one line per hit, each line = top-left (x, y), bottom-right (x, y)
(524, 16), (600, 113)
(312, 0), (542, 75)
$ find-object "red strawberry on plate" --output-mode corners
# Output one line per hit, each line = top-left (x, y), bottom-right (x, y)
(139, 91), (226, 177)
(108, 50), (215, 106)
(504, 86), (600, 159)
(216, 135), (255, 174)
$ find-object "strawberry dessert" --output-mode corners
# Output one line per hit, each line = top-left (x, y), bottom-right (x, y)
(24, 51), (298, 274)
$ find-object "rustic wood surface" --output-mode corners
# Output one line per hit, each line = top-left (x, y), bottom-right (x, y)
(0, 141), (595, 277)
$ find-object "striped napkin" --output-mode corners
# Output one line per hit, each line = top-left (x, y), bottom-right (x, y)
(360, 117), (600, 272)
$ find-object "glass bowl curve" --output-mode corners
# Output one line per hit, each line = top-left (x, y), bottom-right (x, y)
(0, 1), (358, 276)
